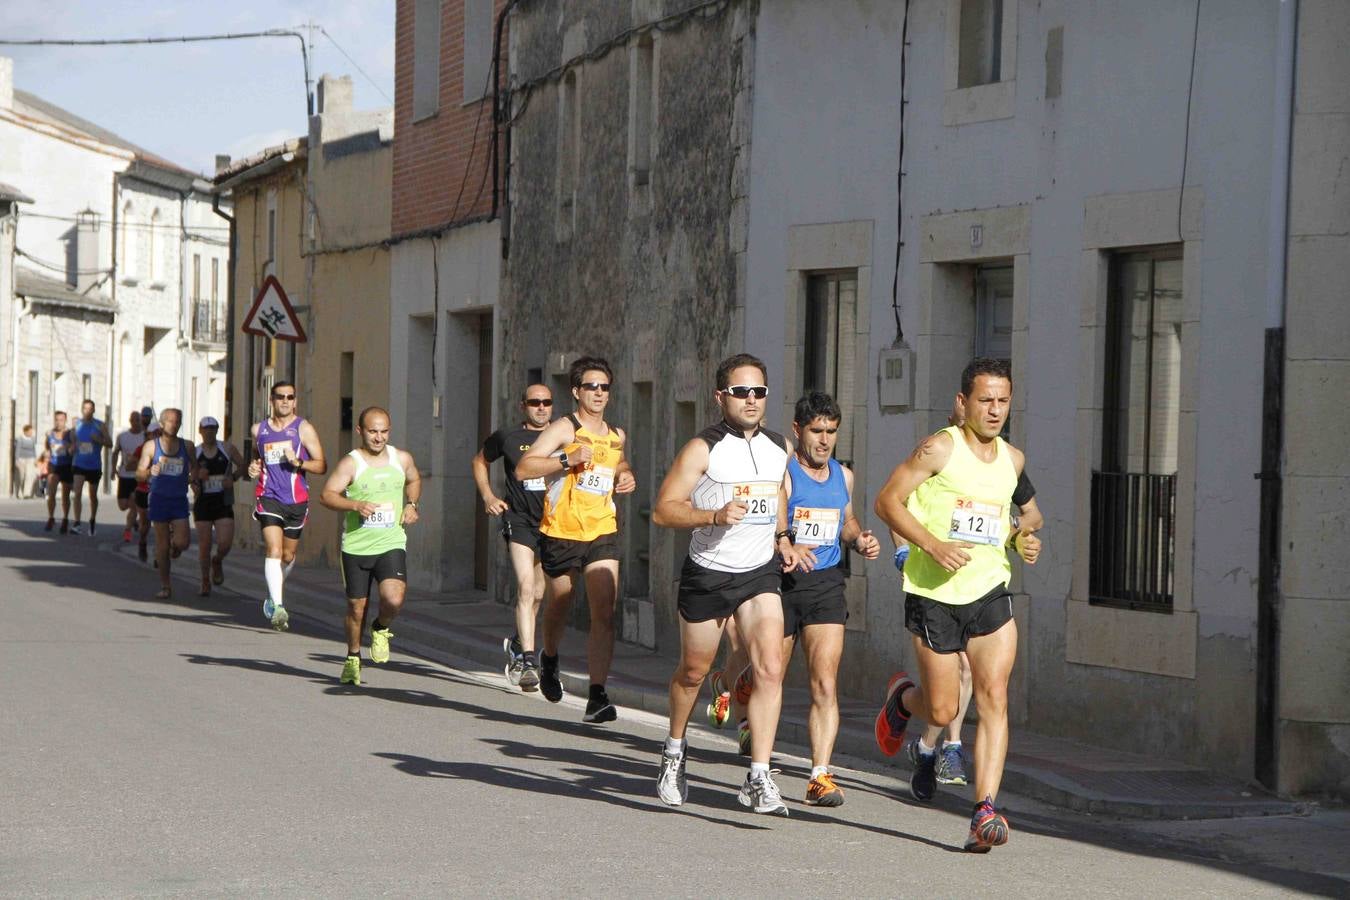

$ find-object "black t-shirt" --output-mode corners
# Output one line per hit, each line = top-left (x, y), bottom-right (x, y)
(482, 425), (548, 524)
(1012, 470), (1035, 508)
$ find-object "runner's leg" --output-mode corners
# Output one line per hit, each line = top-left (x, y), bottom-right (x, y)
(197, 521), (213, 592)
(943, 652), (974, 743)
(154, 522), (172, 593)
(71, 475), (85, 524)
(668, 616), (725, 740)
(964, 619), (1018, 803)
(900, 636), (966, 729)
(583, 559), (619, 687)
(800, 623), (845, 771)
(540, 570), (574, 658)
(508, 541), (543, 652)
(735, 592), (786, 766)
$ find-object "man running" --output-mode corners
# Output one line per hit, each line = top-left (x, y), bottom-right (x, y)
(112, 409), (147, 543)
(44, 411), (74, 533)
(515, 357), (635, 723)
(192, 417), (245, 596)
(134, 419), (159, 561)
(70, 399), (112, 534)
(247, 381), (326, 631)
(136, 409), (194, 599)
(652, 353), (792, 816)
(873, 357), (1041, 853)
(472, 383), (555, 692)
(320, 407), (422, 686)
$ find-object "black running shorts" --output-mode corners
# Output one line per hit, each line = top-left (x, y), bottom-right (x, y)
(781, 566), (848, 636)
(254, 496), (309, 538)
(73, 466), (101, 488)
(341, 548), (408, 599)
(677, 556), (782, 624)
(117, 476), (138, 500)
(538, 532), (619, 577)
(502, 510), (542, 553)
(51, 464), (74, 485)
(904, 584), (1014, 654)
(194, 493), (234, 522)
(134, 489), (148, 509)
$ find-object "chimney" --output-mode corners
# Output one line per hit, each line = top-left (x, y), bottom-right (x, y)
(0, 57), (13, 110)
(215, 154), (232, 174)
(317, 74), (353, 114)
(75, 209), (102, 294)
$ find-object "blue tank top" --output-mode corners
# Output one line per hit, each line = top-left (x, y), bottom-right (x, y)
(47, 430), (72, 463)
(786, 456), (850, 570)
(149, 436), (190, 500)
(73, 419), (103, 469)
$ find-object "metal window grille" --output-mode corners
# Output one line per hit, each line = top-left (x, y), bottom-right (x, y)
(1089, 470), (1176, 612)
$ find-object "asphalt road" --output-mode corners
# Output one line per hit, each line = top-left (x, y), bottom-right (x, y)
(0, 502), (1341, 898)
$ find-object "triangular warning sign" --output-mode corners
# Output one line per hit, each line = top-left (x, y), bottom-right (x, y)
(242, 275), (307, 342)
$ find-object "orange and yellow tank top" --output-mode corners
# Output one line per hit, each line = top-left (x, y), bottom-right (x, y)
(540, 415), (623, 542)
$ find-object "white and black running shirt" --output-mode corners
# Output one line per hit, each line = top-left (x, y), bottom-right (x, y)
(687, 419), (790, 573)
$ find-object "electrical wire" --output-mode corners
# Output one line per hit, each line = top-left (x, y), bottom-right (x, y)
(318, 27), (393, 105)
(15, 246), (111, 276)
(1177, 0), (1201, 242)
(890, 0), (910, 346)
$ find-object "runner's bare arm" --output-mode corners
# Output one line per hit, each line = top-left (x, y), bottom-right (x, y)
(875, 431), (973, 572)
(1017, 495), (1043, 534)
(400, 450), (422, 526)
(614, 430), (636, 494)
(653, 437), (728, 529)
(841, 467), (880, 559)
(471, 450), (508, 515)
(516, 418), (578, 479)
(777, 470), (815, 572)
(247, 424), (261, 479)
(225, 442), (246, 481)
(298, 421), (326, 476)
(318, 455), (362, 513)
(135, 439), (157, 482)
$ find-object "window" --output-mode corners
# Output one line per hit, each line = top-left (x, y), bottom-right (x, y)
(340, 352), (355, 456)
(958, 0), (1003, 88)
(28, 371), (39, 428)
(1090, 248), (1183, 612)
(803, 271), (858, 400)
(192, 254), (201, 301)
(557, 71), (580, 237)
(413, 0), (442, 120)
(463, 0), (493, 103)
(146, 209), (160, 282)
(211, 258), (219, 303)
(81, 374), (92, 406)
(629, 36), (655, 187)
(266, 191), (277, 271)
(119, 202), (133, 278)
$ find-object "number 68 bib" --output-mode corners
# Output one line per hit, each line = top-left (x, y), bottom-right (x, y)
(949, 497), (1004, 546)
(733, 483), (778, 525)
(363, 503), (397, 528)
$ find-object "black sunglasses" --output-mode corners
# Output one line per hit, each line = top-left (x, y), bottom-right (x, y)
(578, 382), (612, 393)
(524, 398), (554, 408)
(723, 385), (768, 400)
(272, 393), (296, 401)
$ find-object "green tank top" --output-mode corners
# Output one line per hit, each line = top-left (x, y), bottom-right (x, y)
(341, 446), (407, 555)
(903, 426), (1017, 605)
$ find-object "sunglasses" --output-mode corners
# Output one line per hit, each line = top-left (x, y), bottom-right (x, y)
(578, 382), (612, 393)
(723, 385), (769, 400)
(272, 393), (296, 401)
(524, 398), (554, 408)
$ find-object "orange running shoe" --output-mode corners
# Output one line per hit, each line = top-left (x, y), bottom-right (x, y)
(874, 671), (914, 757)
(964, 797), (1010, 853)
(805, 772), (845, 807)
(732, 665), (753, 704)
(705, 670), (731, 728)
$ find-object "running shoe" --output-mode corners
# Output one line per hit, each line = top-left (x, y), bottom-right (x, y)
(737, 719), (752, 756)
(67, 521), (78, 535)
(656, 746), (688, 806)
(122, 527), (132, 543)
(264, 598), (289, 632)
(964, 797), (1010, 853)
(341, 655), (361, 686)
(733, 665), (753, 705)
(370, 625), (393, 664)
(138, 541), (148, 562)
(874, 671), (914, 757)
(805, 772), (845, 807)
(518, 658), (540, 692)
(705, 670), (731, 728)
(937, 742), (969, 786)
(503, 635), (524, 686)
(539, 654), (563, 703)
(906, 739), (938, 803)
(583, 687), (618, 724)
(738, 770), (788, 816)
(211, 557), (225, 585)
(45, 517), (54, 532)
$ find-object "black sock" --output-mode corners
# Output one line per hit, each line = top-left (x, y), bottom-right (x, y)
(589, 684), (607, 701)
(372, 619), (387, 632)
(347, 652), (360, 659)
(541, 651), (558, 668)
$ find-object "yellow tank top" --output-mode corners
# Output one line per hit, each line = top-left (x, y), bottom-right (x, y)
(903, 426), (1017, 605)
(540, 416), (623, 542)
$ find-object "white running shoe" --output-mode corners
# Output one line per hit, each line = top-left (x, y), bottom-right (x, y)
(656, 749), (687, 807)
(738, 770), (788, 816)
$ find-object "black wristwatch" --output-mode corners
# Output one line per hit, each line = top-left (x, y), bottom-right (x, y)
(559, 450), (569, 469)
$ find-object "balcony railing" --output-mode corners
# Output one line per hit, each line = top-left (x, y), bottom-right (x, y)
(192, 300), (227, 344)
(1089, 470), (1176, 612)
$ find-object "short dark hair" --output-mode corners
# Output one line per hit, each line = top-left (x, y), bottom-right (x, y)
(520, 383), (551, 402)
(960, 357), (1013, 396)
(793, 391), (842, 427)
(271, 381), (296, 397)
(569, 356), (613, 389)
(357, 406), (390, 429)
(54, 410), (67, 418)
(81, 398), (95, 409)
(716, 353), (767, 390)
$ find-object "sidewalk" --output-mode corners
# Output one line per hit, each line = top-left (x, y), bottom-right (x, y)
(131, 542), (1305, 821)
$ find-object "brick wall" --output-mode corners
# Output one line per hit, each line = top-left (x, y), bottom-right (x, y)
(392, 0), (507, 236)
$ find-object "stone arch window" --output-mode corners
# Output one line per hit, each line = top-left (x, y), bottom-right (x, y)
(119, 201), (134, 277)
(147, 209), (161, 283)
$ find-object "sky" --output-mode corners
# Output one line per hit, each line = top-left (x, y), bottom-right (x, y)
(2, 0), (395, 176)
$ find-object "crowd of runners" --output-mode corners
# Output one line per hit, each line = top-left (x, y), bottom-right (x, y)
(31, 351), (1041, 853)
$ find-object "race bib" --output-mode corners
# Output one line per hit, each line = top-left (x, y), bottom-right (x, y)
(363, 503), (397, 528)
(523, 476), (546, 492)
(204, 475), (226, 494)
(733, 483), (778, 525)
(158, 456), (185, 477)
(79, 441), (94, 455)
(51, 445), (69, 458)
(263, 441), (291, 464)
(792, 507), (840, 546)
(949, 497), (1004, 546)
(575, 465), (615, 496)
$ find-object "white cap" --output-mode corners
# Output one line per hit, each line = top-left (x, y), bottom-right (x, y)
(199, 416), (219, 428)
(146, 420), (163, 433)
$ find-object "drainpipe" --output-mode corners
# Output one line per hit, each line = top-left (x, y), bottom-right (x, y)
(1255, 0), (1297, 791)
(211, 192), (236, 441)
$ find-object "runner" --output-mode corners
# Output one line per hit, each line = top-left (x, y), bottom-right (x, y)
(319, 407), (422, 686)
(873, 357), (1041, 852)
(136, 409), (194, 599)
(112, 410), (146, 543)
(43, 411), (74, 533)
(246, 381), (326, 631)
(70, 399), (112, 534)
(135, 418), (159, 561)
(191, 417), (245, 597)
(515, 358), (635, 722)
(472, 383), (555, 692)
(652, 353), (793, 816)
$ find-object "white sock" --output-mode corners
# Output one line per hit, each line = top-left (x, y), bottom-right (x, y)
(283, 559), (296, 580)
(810, 765), (829, 779)
(918, 738), (937, 758)
(265, 558), (284, 606)
(749, 761), (770, 779)
(943, 739), (962, 749)
(664, 736), (685, 756)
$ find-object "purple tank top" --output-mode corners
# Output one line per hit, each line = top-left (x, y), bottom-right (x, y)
(254, 417), (310, 504)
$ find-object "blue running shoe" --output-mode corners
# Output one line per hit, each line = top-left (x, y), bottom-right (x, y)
(937, 742), (969, 786)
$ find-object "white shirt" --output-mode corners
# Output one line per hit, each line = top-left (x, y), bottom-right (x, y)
(687, 420), (790, 573)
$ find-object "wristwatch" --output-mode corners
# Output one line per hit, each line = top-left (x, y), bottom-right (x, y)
(559, 450), (569, 469)
(406, 501), (418, 509)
